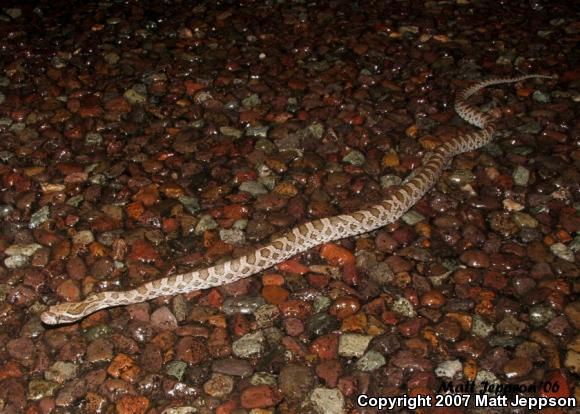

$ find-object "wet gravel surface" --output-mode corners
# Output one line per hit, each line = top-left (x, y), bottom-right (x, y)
(0, 0), (579, 413)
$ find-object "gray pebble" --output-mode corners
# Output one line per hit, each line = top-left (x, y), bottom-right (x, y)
(28, 379), (58, 400)
(355, 350), (386, 371)
(342, 150), (365, 166)
(529, 305), (556, 328)
(391, 297), (416, 318)
(212, 358), (253, 377)
(222, 297), (265, 315)
(239, 181), (268, 196)
(246, 125), (269, 138)
(4, 255), (29, 269)
(166, 360), (188, 381)
(309, 388), (345, 414)
(44, 361), (78, 384)
(232, 330), (265, 358)
(5, 243), (43, 257)
(219, 228), (245, 245)
(435, 359), (462, 378)
(29, 206), (50, 229)
(550, 243), (575, 262)
(195, 214), (218, 234)
(254, 304), (280, 328)
(338, 334), (372, 357)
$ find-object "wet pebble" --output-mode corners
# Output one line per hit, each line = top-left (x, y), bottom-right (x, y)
(86, 338), (114, 363)
(529, 305), (557, 328)
(115, 395), (149, 414)
(279, 364), (314, 400)
(472, 316), (494, 338)
(565, 350), (580, 374)
(564, 302), (580, 329)
(355, 350), (386, 371)
(550, 243), (575, 262)
(284, 317), (304, 336)
(420, 291), (446, 308)
(44, 361), (78, 384)
(28, 379), (58, 401)
(5, 243), (42, 256)
(150, 306), (178, 330)
(459, 249), (490, 268)
(338, 334), (372, 358)
(72, 230), (94, 245)
(329, 297), (360, 319)
(255, 304), (280, 328)
(497, 315), (527, 336)
(309, 388), (345, 414)
(7, 337), (35, 363)
(165, 361), (187, 381)
(503, 357), (533, 379)
(239, 181), (268, 196)
(391, 297), (416, 318)
(435, 318), (462, 342)
(512, 166), (530, 186)
(4, 255), (30, 269)
(212, 358), (253, 377)
(306, 313), (339, 337)
(175, 337), (207, 365)
(194, 214), (218, 234)
(222, 296), (265, 315)
(310, 334), (339, 360)
(232, 330), (265, 358)
(435, 359), (462, 378)
(315, 360), (341, 388)
(203, 373), (234, 398)
(240, 385), (280, 409)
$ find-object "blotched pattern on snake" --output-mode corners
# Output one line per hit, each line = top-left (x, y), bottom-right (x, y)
(40, 74), (553, 325)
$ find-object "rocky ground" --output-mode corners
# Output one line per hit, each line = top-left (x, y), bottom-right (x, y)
(0, 0), (578, 413)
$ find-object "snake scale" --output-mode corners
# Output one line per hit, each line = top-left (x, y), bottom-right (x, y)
(40, 74), (553, 325)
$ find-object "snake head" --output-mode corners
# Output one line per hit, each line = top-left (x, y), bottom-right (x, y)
(40, 307), (80, 325)
(40, 293), (104, 325)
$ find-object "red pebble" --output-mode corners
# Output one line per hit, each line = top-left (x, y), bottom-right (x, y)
(309, 334), (338, 360)
(320, 243), (355, 266)
(231, 314), (250, 337)
(240, 385), (281, 409)
(278, 299), (312, 319)
(539, 370), (570, 398)
(277, 259), (309, 274)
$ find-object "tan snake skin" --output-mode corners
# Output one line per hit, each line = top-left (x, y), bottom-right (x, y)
(40, 74), (553, 325)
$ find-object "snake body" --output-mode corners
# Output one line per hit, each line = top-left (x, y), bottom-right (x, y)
(40, 75), (552, 325)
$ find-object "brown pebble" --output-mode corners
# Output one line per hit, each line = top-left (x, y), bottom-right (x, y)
(175, 336), (208, 365)
(262, 285), (289, 305)
(65, 256), (87, 280)
(309, 334), (338, 360)
(56, 280), (81, 302)
(86, 338), (114, 363)
(503, 357), (533, 379)
(278, 299), (313, 320)
(279, 364), (314, 401)
(459, 249), (490, 268)
(315, 360), (342, 388)
(115, 395), (149, 414)
(329, 297), (361, 319)
(107, 354), (141, 383)
(150, 306), (178, 330)
(564, 302), (580, 329)
(434, 318), (462, 342)
(284, 317), (305, 336)
(420, 291), (446, 308)
(240, 385), (281, 409)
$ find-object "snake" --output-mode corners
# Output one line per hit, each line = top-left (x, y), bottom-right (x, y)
(40, 74), (553, 325)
